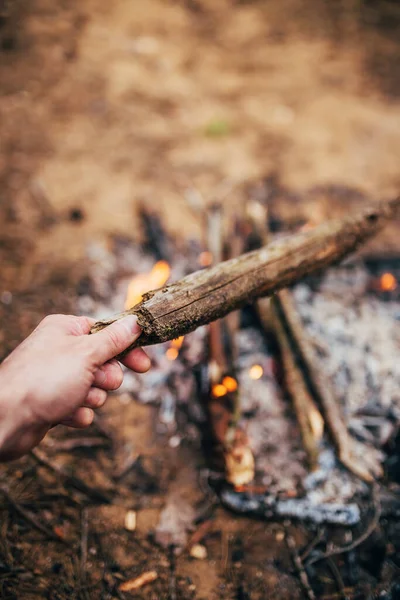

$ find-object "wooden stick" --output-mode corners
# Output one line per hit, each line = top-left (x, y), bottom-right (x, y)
(274, 289), (383, 482)
(266, 297), (323, 468)
(91, 197), (400, 350)
(246, 196), (323, 468)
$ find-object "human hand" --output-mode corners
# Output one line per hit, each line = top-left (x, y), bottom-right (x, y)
(0, 314), (150, 460)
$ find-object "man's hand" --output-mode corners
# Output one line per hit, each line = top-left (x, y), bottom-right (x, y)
(0, 314), (150, 460)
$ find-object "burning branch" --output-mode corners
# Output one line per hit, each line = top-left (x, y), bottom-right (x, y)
(205, 203), (255, 487)
(91, 198), (400, 351)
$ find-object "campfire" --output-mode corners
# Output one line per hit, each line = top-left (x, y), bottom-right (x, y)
(4, 188), (400, 599)
(89, 196), (400, 502)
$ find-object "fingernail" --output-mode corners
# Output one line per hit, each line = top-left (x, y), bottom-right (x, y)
(120, 315), (141, 337)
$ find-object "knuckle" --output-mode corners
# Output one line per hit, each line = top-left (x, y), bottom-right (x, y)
(40, 314), (69, 329)
(89, 388), (106, 407)
(105, 329), (121, 355)
(40, 314), (57, 326)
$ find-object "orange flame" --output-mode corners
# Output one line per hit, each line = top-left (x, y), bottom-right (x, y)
(249, 365), (263, 380)
(380, 272), (397, 292)
(166, 336), (185, 361)
(125, 260), (171, 309)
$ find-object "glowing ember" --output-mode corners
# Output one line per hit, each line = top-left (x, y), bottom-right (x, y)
(380, 272), (397, 292)
(165, 336), (185, 361)
(249, 364), (263, 380)
(222, 376), (238, 392)
(125, 260), (171, 309)
(166, 348), (179, 361)
(198, 251), (213, 267)
(212, 383), (228, 398)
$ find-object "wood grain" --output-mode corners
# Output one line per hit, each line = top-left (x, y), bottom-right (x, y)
(91, 197), (400, 350)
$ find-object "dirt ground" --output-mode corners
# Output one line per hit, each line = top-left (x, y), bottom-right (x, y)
(1, 1), (400, 598)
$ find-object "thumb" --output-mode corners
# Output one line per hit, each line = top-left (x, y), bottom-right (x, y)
(88, 315), (142, 364)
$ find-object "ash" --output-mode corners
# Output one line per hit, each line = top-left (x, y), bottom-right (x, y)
(78, 237), (400, 512)
(294, 263), (400, 447)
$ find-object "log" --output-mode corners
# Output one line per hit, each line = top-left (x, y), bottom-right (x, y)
(90, 197), (400, 350)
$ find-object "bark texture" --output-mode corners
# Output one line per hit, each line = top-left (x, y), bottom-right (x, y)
(91, 197), (400, 350)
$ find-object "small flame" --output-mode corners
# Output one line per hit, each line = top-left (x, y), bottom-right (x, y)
(125, 260), (171, 309)
(212, 383), (228, 398)
(166, 336), (185, 361)
(166, 348), (179, 361)
(380, 272), (397, 292)
(249, 364), (263, 380)
(198, 251), (213, 267)
(222, 376), (238, 392)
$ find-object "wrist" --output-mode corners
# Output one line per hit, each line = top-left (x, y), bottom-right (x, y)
(0, 363), (41, 461)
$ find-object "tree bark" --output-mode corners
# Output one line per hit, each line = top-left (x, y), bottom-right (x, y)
(90, 197), (400, 350)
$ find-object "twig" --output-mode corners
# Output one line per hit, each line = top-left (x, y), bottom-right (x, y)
(139, 205), (174, 262)
(285, 526), (316, 600)
(47, 437), (109, 452)
(31, 448), (112, 504)
(80, 507), (88, 579)
(269, 298), (323, 468)
(274, 289), (382, 482)
(0, 485), (68, 545)
(91, 197), (400, 349)
(168, 546), (177, 600)
(300, 527), (325, 562)
(306, 485), (381, 567)
(326, 557), (348, 600)
(247, 197), (322, 468)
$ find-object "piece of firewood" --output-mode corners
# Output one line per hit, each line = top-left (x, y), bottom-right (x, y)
(274, 289), (383, 482)
(245, 196), (323, 469)
(91, 197), (400, 350)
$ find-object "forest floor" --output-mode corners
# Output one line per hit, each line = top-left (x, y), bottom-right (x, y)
(0, 1), (400, 598)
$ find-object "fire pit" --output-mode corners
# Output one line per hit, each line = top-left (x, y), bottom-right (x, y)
(2, 187), (400, 599)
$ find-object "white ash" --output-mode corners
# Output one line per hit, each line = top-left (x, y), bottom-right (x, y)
(236, 328), (308, 494)
(79, 236), (399, 508)
(293, 264), (400, 441)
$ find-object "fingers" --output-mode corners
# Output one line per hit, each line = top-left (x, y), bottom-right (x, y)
(93, 359), (124, 390)
(60, 407), (94, 429)
(60, 387), (107, 429)
(84, 387), (107, 409)
(121, 347), (151, 373)
(38, 314), (96, 336)
(88, 315), (142, 364)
